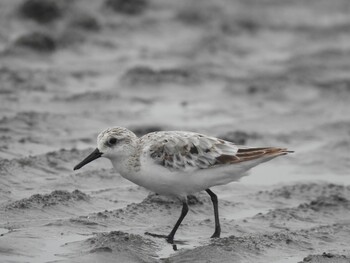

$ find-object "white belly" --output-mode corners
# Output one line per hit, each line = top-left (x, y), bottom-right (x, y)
(118, 162), (248, 198)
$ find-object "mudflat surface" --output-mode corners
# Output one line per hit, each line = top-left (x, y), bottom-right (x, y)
(1, 0), (350, 262)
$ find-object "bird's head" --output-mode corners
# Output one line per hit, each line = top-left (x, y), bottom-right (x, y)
(74, 127), (137, 170)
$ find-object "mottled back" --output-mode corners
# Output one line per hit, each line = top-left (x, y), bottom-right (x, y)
(140, 131), (239, 171)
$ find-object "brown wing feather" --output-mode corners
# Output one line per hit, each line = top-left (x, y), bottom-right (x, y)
(144, 131), (293, 170)
(215, 147), (293, 164)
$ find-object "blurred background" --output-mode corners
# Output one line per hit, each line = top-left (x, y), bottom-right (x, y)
(0, 0), (350, 262)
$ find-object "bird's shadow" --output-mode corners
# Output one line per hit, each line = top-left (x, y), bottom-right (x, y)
(170, 239), (188, 251)
(145, 232), (188, 251)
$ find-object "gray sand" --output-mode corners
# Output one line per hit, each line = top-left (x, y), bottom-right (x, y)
(1, 0), (350, 262)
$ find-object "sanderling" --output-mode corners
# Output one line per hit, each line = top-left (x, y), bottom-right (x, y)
(74, 127), (292, 244)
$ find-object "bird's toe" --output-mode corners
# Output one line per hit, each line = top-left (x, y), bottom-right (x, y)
(210, 232), (221, 238)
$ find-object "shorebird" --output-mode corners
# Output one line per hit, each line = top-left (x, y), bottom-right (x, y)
(74, 127), (292, 244)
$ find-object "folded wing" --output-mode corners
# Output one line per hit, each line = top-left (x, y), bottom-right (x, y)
(143, 131), (292, 171)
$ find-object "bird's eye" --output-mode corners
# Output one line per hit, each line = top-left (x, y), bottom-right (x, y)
(108, 137), (117, 146)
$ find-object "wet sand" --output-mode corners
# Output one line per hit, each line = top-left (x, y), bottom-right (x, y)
(1, 0), (350, 262)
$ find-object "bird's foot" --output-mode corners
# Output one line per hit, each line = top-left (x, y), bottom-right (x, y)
(145, 232), (178, 250)
(145, 232), (174, 243)
(145, 232), (187, 245)
(210, 231), (221, 239)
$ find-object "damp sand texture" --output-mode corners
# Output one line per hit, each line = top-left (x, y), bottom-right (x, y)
(1, 0), (350, 262)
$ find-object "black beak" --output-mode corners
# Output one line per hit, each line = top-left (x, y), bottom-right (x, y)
(74, 148), (102, 170)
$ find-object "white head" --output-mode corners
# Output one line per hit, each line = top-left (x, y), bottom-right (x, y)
(74, 127), (138, 170)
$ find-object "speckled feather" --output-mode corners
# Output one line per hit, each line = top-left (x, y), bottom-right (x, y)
(140, 131), (238, 171)
(139, 131), (290, 172)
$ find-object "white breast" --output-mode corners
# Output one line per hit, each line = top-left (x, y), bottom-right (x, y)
(117, 154), (249, 198)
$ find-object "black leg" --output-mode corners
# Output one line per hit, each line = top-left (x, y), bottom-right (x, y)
(166, 201), (189, 244)
(206, 189), (221, 238)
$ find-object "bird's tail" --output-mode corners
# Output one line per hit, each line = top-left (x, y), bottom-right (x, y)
(232, 147), (293, 170)
(236, 147), (293, 162)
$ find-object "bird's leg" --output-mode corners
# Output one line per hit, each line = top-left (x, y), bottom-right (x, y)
(205, 189), (221, 238)
(166, 200), (189, 244)
(145, 199), (189, 244)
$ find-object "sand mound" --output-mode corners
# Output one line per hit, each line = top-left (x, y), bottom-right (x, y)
(299, 253), (350, 263)
(5, 190), (89, 210)
(85, 231), (157, 262)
